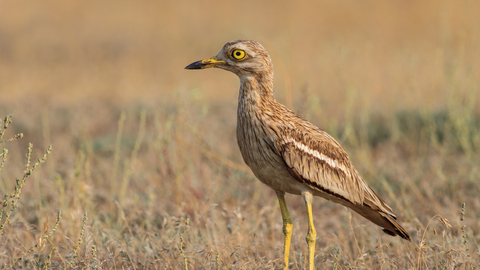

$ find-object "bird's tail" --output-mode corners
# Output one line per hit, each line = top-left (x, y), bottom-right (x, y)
(378, 212), (411, 240)
(349, 192), (411, 241)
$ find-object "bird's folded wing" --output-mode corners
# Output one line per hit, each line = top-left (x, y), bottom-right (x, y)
(275, 128), (394, 215)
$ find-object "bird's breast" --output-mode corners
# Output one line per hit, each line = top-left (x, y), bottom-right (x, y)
(236, 106), (305, 195)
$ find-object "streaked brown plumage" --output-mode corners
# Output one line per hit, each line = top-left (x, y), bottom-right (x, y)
(186, 40), (410, 269)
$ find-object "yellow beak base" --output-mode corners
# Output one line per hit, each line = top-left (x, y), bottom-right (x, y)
(185, 56), (225, 69)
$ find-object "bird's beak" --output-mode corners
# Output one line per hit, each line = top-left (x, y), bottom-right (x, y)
(185, 56), (225, 70)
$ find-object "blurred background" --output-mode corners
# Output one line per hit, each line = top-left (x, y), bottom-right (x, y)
(2, 0), (478, 111)
(1, 0), (479, 268)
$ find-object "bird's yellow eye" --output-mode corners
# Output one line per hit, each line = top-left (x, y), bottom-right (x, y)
(231, 49), (247, 60)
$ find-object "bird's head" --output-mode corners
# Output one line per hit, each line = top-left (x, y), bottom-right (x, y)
(185, 40), (273, 80)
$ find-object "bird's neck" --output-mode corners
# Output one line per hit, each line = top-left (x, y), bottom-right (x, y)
(238, 72), (275, 109)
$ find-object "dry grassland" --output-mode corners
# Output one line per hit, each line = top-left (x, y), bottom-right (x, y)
(1, 0), (480, 269)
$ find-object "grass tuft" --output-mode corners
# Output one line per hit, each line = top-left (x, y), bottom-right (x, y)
(64, 211), (88, 269)
(179, 217), (190, 270)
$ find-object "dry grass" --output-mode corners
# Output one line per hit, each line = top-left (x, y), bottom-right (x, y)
(1, 0), (480, 269)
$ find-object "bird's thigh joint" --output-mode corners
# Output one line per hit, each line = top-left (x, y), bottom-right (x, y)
(283, 222), (293, 235)
(305, 229), (316, 244)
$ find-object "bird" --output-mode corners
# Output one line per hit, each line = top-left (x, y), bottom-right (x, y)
(185, 40), (411, 270)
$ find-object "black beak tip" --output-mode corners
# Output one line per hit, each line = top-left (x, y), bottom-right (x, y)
(185, 60), (204, 70)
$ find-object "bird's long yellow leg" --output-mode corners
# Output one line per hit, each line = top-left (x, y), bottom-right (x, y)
(303, 192), (316, 270)
(276, 191), (293, 270)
